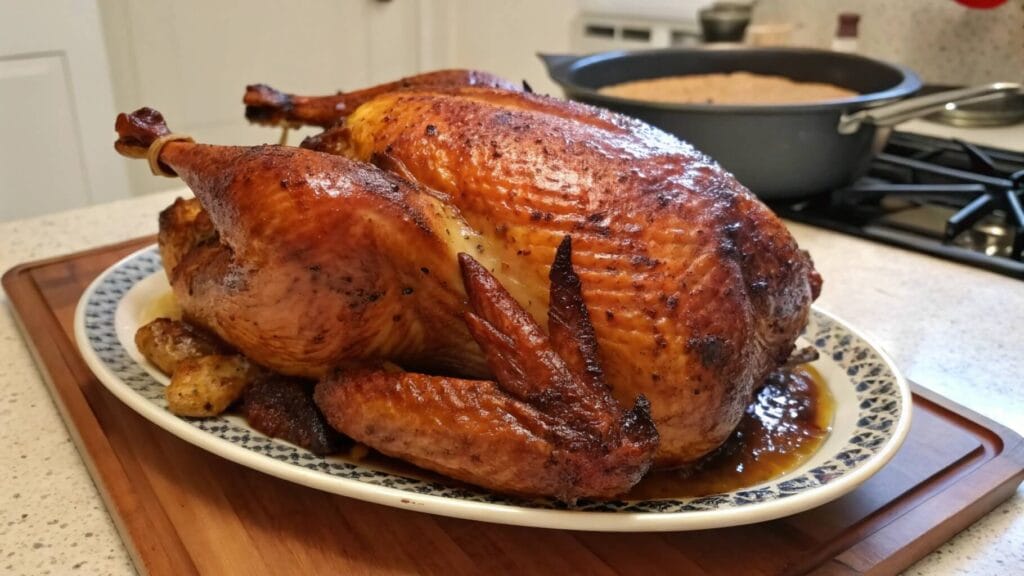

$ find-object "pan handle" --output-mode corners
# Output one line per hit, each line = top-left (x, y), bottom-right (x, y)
(837, 82), (1022, 135)
(538, 53), (579, 72)
(538, 53), (581, 86)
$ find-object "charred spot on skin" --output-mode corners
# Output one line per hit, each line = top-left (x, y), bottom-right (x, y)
(653, 334), (668, 350)
(718, 221), (743, 257)
(308, 264), (321, 274)
(750, 277), (769, 294)
(688, 335), (728, 368)
(420, 267), (430, 275)
(392, 314), (402, 322)
(631, 254), (658, 268)
(718, 237), (739, 257)
(425, 124), (437, 136)
(312, 332), (326, 344)
(401, 287), (414, 296)
(530, 210), (543, 221)
(666, 295), (679, 310)
(605, 310), (615, 321)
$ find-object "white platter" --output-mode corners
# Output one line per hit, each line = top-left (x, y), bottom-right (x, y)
(75, 245), (911, 532)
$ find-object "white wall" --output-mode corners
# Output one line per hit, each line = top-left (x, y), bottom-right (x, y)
(98, 0), (422, 197)
(427, 0), (582, 96)
(752, 0), (1024, 85)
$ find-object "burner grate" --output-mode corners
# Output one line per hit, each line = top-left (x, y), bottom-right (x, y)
(775, 131), (1024, 278)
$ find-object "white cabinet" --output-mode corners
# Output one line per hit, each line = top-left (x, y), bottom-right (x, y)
(432, 0), (581, 96)
(0, 1), (129, 222)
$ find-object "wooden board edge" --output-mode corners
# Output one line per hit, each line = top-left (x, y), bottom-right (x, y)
(3, 256), (195, 575)
(818, 386), (1024, 574)
(2, 235), (157, 290)
(912, 384), (1024, 468)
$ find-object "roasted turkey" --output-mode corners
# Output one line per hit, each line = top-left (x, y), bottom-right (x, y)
(243, 71), (821, 467)
(113, 69), (820, 498)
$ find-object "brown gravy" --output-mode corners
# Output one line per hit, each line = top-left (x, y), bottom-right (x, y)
(629, 366), (833, 499)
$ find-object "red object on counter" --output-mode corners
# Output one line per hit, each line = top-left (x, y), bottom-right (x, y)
(954, 0), (1007, 8)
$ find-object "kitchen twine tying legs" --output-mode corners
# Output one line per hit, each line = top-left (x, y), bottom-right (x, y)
(146, 133), (195, 177)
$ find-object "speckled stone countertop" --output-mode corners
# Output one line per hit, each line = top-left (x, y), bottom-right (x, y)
(2, 136), (1023, 574)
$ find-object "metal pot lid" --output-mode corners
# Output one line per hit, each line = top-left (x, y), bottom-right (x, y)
(923, 84), (1024, 127)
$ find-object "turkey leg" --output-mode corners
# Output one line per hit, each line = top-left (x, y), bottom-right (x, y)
(243, 69), (518, 128)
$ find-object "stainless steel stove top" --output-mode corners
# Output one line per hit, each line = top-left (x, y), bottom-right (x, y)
(773, 131), (1024, 278)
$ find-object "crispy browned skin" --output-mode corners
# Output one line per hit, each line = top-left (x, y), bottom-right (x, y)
(243, 377), (347, 455)
(157, 197), (216, 280)
(248, 81), (822, 466)
(244, 69), (518, 128)
(115, 108), (489, 380)
(315, 238), (658, 501)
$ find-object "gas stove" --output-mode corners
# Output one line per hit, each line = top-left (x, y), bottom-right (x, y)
(773, 131), (1024, 279)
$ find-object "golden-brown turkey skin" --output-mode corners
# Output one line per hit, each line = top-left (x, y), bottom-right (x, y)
(166, 143), (495, 379)
(115, 109), (494, 379)
(300, 87), (822, 467)
(244, 69), (519, 128)
(315, 238), (658, 501)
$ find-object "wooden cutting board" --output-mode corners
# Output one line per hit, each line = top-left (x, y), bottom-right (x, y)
(4, 238), (1023, 576)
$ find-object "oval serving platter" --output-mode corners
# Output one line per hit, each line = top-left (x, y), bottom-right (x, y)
(75, 245), (911, 532)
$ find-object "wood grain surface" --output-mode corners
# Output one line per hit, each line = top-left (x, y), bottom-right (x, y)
(3, 239), (1023, 576)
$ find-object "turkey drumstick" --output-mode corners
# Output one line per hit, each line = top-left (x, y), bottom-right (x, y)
(115, 107), (491, 379)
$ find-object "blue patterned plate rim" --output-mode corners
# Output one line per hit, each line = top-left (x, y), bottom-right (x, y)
(73, 245), (912, 532)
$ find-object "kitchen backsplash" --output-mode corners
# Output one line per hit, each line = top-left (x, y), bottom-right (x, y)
(752, 0), (1024, 85)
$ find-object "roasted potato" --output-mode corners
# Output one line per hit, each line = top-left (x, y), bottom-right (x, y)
(166, 354), (260, 417)
(135, 318), (227, 375)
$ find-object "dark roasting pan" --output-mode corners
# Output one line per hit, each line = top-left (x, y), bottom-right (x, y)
(540, 48), (1020, 199)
